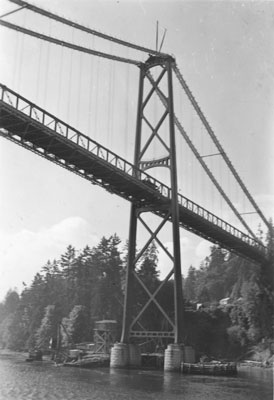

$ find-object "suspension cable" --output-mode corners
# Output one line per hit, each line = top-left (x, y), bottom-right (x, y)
(0, 4), (26, 19)
(8, 0), (169, 58)
(2, 1), (268, 233)
(87, 36), (95, 137)
(146, 70), (258, 240)
(173, 63), (270, 230)
(0, 19), (141, 66)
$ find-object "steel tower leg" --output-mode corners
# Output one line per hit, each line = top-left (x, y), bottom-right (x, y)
(166, 60), (184, 345)
(121, 65), (145, 344)
(111, 56), (185, 370)
(111, 66), (145, 368)
(163, 59), (184, 372)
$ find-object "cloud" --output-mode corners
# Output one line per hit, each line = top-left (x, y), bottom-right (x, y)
(195, 240), (212, 260)
(0, 217), (98, 300)
(157, 236), (212, 280)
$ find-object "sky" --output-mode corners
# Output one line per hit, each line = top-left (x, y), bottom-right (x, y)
(0, 0), (273, 301)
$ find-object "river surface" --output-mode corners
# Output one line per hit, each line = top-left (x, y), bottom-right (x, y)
(0, 352), (272, 400)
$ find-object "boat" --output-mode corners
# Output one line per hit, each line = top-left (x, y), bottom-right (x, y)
(181, 361), (237, 376)
(26, 349), (43, 362)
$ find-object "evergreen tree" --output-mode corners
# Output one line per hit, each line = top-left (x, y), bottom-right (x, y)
(62, 305), (91, 345)
(137, 241), (160, 293)
(3, 290), (20, 314)
(91, 235), (123, 322)
(184, 266), (196, 301)
(133, 241), (163, 331)
(35, 305), (59, 349)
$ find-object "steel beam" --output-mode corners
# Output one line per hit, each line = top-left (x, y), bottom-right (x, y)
(120, 56), (185, 344)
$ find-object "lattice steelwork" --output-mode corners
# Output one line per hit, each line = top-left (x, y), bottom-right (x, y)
(0, 0), (270, 349)
(120, 55), (185, 343)
(0, 83), (266, 263)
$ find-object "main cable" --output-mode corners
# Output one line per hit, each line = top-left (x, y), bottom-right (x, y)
(0, 19), (141, 66)
(145, 70), (258, 240)
(173, 63), (270, 230)
(8, 0), (169, 58)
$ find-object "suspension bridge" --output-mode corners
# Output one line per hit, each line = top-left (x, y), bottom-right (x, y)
(0, 0), (271, 370)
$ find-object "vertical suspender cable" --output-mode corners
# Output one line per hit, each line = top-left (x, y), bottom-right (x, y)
(87, 35), (95, 138)
(124, 59), (130, 159)
(57, 43), (64, 117)
(107, 45), (113, 147)
(173, 64), (270, 230)
(94, 57), (100, 140)
(16, 27), (24, 94)
(66, 28), (74, 125)
(12, 31), (20, 90)
(111, 60), (116, 147)
(18, 9), (27, 93)
(43, 20), (51, 107)
(35, 36), (43, 104)
(43, 41), (49, 106)
(146, 70), (258, 240)
(76, 51), (83, 128)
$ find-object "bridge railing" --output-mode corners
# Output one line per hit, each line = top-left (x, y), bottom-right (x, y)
(0, 84), (265, 255)
(177, 195), (264, 251)
(0, 84), (171, 199)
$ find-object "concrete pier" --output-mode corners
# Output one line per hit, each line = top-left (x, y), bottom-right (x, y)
(111, 342), (195, 371)
(164, 343), (183, 371)
(110, 343), (129, 368)
(110, 343), (141, 368)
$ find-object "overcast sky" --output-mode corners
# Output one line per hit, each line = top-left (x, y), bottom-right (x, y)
(0, 0), (273, 300)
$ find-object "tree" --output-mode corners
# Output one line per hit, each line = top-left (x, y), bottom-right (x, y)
(90, 235), (123, 322)
(62, 305), (91, 346)
(35, 305), (59, 349)
(132, 241), (163, 331)
(16, 273), (50, 349)
(0, 306), (30, 350)
(184, 266), (196, 301)
(137, 241), (160, 293)
(3, 290), (20, 314)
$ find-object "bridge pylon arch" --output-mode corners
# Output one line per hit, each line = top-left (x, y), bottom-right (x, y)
(110, 55), (185, 371)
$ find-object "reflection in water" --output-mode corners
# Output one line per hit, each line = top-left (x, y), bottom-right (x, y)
(109, 368), (164, 393)
(0, 352), (272, 400)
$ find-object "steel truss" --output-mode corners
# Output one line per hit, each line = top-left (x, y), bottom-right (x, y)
(0, 84), (266, 263)
(121, 55), (184, 345)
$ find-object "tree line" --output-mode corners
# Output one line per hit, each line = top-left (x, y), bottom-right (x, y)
(0, 224), (273, 360)
(183, 223), (274, 358)
(0, 235), (164, 352)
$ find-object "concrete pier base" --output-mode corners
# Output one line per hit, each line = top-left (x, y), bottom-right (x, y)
(110, 343), (141, 368)
(164, 343), (183, 371)
(110, 343), (129, 368)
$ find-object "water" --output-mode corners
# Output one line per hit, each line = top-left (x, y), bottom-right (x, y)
(0, 352), (272, 400)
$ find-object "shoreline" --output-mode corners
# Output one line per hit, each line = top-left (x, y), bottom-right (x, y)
(0, 349), (53, 363)
(1, 349), (273, 370)
(238, 360), (273, 369)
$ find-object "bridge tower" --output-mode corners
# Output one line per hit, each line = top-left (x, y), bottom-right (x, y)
(110, 55), (185, 371)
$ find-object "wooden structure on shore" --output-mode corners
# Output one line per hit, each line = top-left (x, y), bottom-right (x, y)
(94, 320), (117, 354)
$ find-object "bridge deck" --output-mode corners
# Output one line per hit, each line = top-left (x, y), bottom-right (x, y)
(0, 84), (266, 263)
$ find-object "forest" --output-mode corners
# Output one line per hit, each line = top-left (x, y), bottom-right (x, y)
(0, 222), (273, 362)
